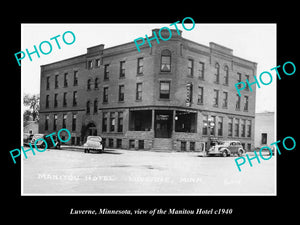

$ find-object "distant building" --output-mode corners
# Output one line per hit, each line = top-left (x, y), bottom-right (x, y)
(254, 112), (275, 148)
(24, 121), (39, 134)
(39, 28), (257, 151)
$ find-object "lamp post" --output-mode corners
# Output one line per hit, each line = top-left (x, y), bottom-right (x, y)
(203, 117), (215, 155)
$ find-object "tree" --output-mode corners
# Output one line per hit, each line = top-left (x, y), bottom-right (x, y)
(23, 93), (40, 123)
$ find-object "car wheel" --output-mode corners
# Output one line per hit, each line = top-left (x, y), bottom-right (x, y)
(222, 150), (228, 157)
(238, 149), (244, 157)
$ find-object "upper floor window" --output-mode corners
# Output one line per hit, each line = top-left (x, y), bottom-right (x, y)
(88, 60), (93, 69)
(224, 65), (229, 85)
(73, 71), (78, 86)
(215, 63), (220, 83)
(87, 79), (91, 90)
(188, 59), (194, 76)
(160, 49), (171, 72)
(46, 77), (50, 90)
(120, 61), (125, 78)
(64, 73), (68, 87)
(159, 81), (170, 99)
(104, 64), (109, 80)
(137, 57), (143, 74)
(94, 77), (99, 89)
(198, 62), (204, 80)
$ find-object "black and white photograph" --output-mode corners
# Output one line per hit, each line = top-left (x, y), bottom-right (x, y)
(20, 23), (277, 196)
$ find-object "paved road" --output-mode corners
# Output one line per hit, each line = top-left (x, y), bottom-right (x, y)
(22, 148), (276, 195)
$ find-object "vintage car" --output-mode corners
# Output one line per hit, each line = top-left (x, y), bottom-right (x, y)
(30, 133), (61, 149)
(207, 140), (245, 157)
(83, 136), (104, 153)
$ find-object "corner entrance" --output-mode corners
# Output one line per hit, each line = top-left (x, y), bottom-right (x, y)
(154, 110), (173, 138)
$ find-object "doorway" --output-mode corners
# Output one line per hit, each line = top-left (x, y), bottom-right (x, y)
(154, 110), (173, 138)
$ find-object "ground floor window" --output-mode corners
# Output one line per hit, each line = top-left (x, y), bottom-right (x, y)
(138, 140), (144, 149)
(116, 139), (122, 148)
(175, 111), (197, 133)
(129, 139), (135, 148)
(129, 110), (152, 131)
(181, 141), (187, 151)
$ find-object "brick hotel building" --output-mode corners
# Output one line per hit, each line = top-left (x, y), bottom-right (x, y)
(39, 29), (257, 151)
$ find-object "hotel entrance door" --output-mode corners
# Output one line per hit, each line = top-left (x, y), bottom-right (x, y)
(154, 110), (173, 138)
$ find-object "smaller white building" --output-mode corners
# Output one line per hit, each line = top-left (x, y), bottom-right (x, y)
(254, 111), (275, 148)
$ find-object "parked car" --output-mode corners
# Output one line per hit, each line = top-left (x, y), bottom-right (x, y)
(83, 136), (104, 153)
(207, 140), (245, 157)
(30, 133), (61, 149)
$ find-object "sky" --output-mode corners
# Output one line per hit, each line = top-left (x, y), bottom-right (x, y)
(21, 23), (276, 113)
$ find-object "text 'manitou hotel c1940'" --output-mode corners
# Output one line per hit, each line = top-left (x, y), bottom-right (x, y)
(39, 28), (257, 152)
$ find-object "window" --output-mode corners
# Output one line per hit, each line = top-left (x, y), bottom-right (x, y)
(53, 114), (57, 131)
(119, 85), (124, 102)
(116, 139), (122, 148)
(202, 115), (208, 135)
(244, 96), (249, 111)
(55, 75), (59, 88)
(93, 99), (98, 114)
(210, 116), (216, 136)
(237, 72), (242, 87)
(104, 64), (109, 80)
(62, 114), (67, 128)
(188, 59), (194, 76)
(95, 58), (101, 67)
(198, 62), (204, 80)
(236, 94), (241, 110)
(241, 119), (246, 137)
(247, 120), (252, 137)
(224, 66), (229, 85)
(103, 87), (108, 103)
(137, 57), (143, 74)
(190, 142), (195, 151)
(73, 91), (77, 106)
(73, 71), (78, 86)
(72, 114), (76, 131)
(118, 112), (123, 132)
(110, 112), (115, 132)
(54, 93), (58, 108)
(87, 79), (91, 90)
(136, 83), (142, 101)
(181, 141), (187, 151)
(120, 61), (125, 78)
(138, 140), (144, 149)
(86, 101), (90, 114)
(46, 77), (50, 90)
(228, 118), (233, 137)
(64, 73), (68, 87)
(261, 133), (267, 145)
(218, 117), (223, 136)
(102, 112), (108, 132)
(222, 91), (228, 108)
(213, 89), (219, 107)
(245, 75), (249, 90)
(198, 86), (203, 104)
(46, 95), (49, 108)
(63, 92), (67, 107)
(160, 49), (171, 72)
(215, 63), (220, 83)
(94, 78), (99, 89)
(88, 60), (93, 69)
(234, 118), (240, 137)
(45, 115), (49, 130)
(159, 81), (170, 99)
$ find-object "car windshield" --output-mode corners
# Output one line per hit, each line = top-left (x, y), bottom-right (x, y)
(87, 136), (102, 142)
(33, 134), (44, 139)
(218, 141), (230, 145)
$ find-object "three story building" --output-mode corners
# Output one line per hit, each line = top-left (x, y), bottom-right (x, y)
(39, 28), (257, 151)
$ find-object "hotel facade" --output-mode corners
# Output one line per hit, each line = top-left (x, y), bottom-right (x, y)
(39, 28), (257, 151)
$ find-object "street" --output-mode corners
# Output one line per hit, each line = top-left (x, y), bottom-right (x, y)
(22, 147), (276, 195)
